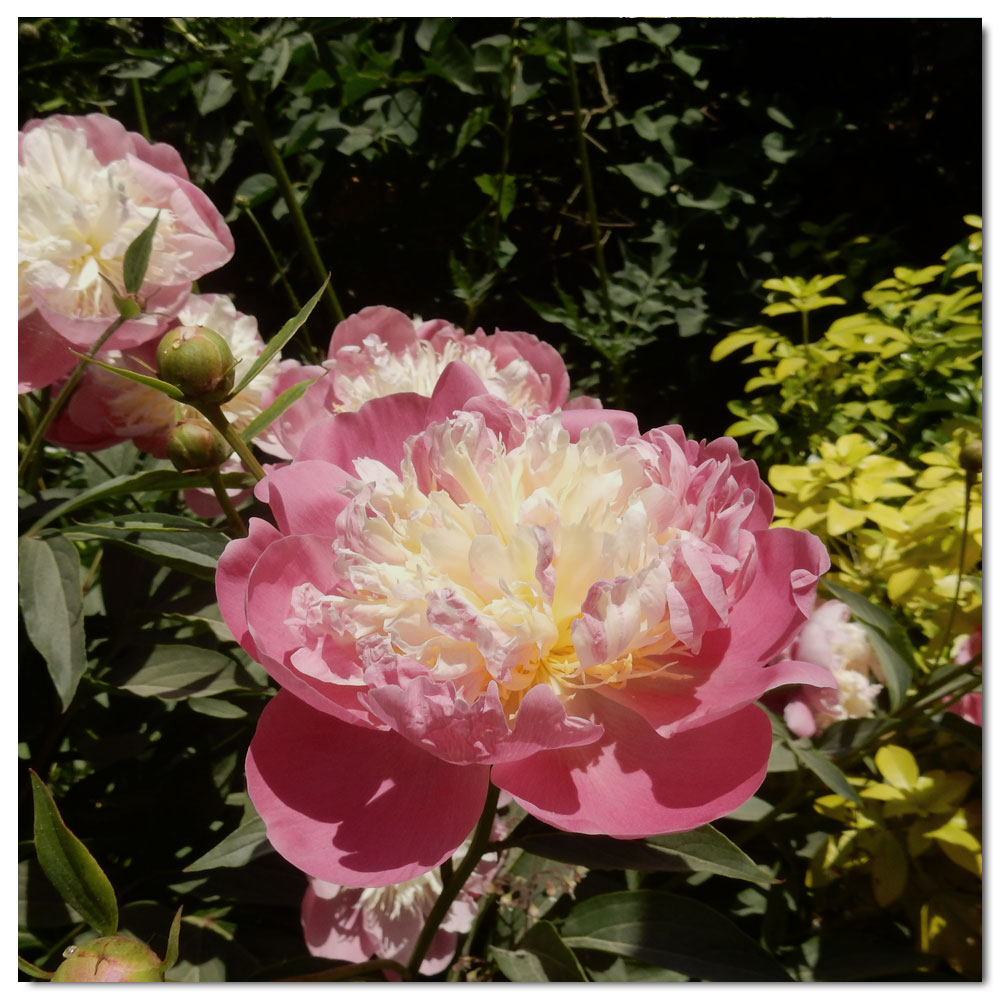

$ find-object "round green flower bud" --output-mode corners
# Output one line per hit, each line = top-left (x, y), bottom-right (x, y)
(959, 439), (982, 475)
(50, 935), (165, 982)
(167, 419), (231, 472)
(156, 325), (235, 402)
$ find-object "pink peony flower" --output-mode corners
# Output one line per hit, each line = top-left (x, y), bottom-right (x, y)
(301, 833), (500, 976)
(217, 366), (832, 886)
(258, 305), (595, 460)
(945, 626), (982, 727)
(18, 114), (234, 391)
(778, 600), (884, 739)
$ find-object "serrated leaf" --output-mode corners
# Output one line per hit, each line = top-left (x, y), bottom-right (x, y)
(230, 281), (328, 398)
(561, 891), (790, 981)
(184, 814), (270, 871)
(18, 535), (87, 711)
(123, 211), (160, 294)
(31, 772), (118, 936)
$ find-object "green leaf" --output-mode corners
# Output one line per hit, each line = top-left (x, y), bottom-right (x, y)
(766, 708), (861, 804)
(676, 181), (730, 210)
(161, 907), (183, 975)
(512, 816), (772, 885)
(120, 644), (253, 700)
(188, 697), (248, 719)
(193, 70), (235, 114)
(492, 920), (587, 982)
(230, 281), (328, 398)
(66, 514), (228, 581)
(18, 956), (53, 980)
(618, 160), (671, 197)
(561, 891), (790, 981)
(74, 353), (185, 400)
(27, 468), (220, 535)
(123, 211), (160, 294)
(18, 535), (87, 711)
(859, 625), (912, 712)
(240, 374), (326, 443)
(31, 772), (118, 936)
(184, 814), (270, 871)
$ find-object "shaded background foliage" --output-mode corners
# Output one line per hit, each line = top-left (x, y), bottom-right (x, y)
(19, 16), (981, 983)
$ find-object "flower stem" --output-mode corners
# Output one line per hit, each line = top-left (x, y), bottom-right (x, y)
(930, 469), (975, 671)
(406, 781), (501, 977)
(18, 315), (127, 484)
(207, 469), (248, 537)
(198, 403), (267, 482)
(230, 63), (345, 328)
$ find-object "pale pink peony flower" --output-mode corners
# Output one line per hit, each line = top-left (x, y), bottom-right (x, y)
(301, 833), (500, 976)
(217, 365), (832, 886)
(18, 114), (234, 391)
(259, 305), (595, 460)
(779, 600), (884, 739)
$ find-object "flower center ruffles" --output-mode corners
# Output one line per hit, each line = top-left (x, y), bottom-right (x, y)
(286, 411), (758, 720)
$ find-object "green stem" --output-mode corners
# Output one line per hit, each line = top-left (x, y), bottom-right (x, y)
(801, 310), (809, 347)
(563, 21), (613, 329)
(242, 204), (303, 316)
(198, 403), (267, 482)
(18, 315), (127, 484)
(406, 782), (501, 977)
(231, 64), (345, 327)
(131, 77), (151, 142)
(207, 469), (248, 537)
(930, 471), (974, 671)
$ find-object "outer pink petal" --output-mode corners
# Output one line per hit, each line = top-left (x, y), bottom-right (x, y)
(329, 305), (418, 355)
(18, 312), (78, 393)
(247, 690), (491, 886)
(560, 408), (640, 443)
(487, 329), (570, 409)
(215, 516), (282, 658)
(35, 297), (176, 351)
(252, 460), (352, 536)
(492, 696), (773, 837)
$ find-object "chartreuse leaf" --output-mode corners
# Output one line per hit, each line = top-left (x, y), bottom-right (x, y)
(31, 771), (118, 936)
(230, 280), (328, 398)
(491, 920), (587, 982)
(161, 907), (184, 975)
(561, 890), (790, 981)
(123, 211), (160, 294)
(18, 535), (87, 711)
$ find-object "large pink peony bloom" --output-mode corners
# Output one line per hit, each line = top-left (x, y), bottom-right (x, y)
(217, 366), (832, 886)
(19, 114), (234, 392)
(778, 600), (884, 739)
(258, 305), (594, 460)
(302, 832), (500, 976)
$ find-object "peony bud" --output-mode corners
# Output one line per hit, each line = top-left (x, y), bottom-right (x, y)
(156, 325), (235, 402)
(959, 439), (982, 476)
(50, 935), (165, 982)
(166, 419), (231, 472)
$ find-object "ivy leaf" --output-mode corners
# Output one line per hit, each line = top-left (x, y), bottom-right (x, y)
(31, 772), (118, 937)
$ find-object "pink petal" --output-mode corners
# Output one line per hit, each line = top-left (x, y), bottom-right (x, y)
(301, 886), (372, 964)
(253, 460), (352, 536)
(492, 695), (773, 837)
(247, 690), (491, 885)
(561, 408), (640, 443)
(329, 305), (418, 355)
(18, 312), (78, 393)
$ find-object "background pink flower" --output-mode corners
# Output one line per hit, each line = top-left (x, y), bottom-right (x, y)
(259, 305), (596, 460)
(301, 832), (501, 976)
(18, 113), (234, 392)
(777, 600), (884, 739)
(945, 626), (982, 727)
(218, 368), (832, 887)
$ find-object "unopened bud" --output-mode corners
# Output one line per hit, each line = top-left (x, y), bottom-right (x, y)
(50, 935), (164, 982)
(167, 419), (231, 472)
(156, 325), (235, 402)
(959, 439), (982, 475)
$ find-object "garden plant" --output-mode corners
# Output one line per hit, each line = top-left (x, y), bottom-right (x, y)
(18, 17), (981, 983)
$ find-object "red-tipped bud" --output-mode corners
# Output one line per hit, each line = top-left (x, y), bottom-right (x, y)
(156, 325), (235, 402)
(50, 935), (165, 982)
(166, 419), (231, 472)
(959, 439), (982, 475)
